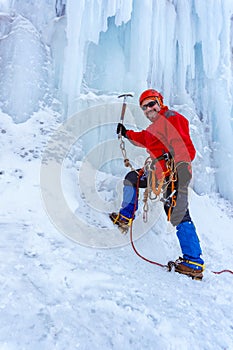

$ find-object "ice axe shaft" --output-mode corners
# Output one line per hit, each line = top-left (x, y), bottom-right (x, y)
(117, 93), (137, 173)
(118, 93), (133, 124)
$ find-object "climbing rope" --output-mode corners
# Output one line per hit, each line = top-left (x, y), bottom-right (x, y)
(211, 269), (233, 275)
(130, 168), (169, 269)
(129, 168), (168, 269)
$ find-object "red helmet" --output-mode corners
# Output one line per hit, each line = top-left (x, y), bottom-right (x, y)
(139, 89), (164, 106)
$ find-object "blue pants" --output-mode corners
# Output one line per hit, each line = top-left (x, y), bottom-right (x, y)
(119, 169), (204, 266)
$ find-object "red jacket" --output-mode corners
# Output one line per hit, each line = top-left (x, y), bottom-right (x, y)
(126, 106), (196, 175)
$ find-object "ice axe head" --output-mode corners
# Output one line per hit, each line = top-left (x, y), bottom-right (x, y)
(118, 93), (134, 124)
(118, 93), (134, 100)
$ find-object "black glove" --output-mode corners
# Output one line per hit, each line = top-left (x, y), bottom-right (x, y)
(117, 123), (128, 138)
(176, 162), (192, 187)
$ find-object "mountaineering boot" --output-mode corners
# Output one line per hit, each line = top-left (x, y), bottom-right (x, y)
(109, 212), (132, 234)
(110, 184), (137, 234)
(175, 221), (204, 280)
(174, 257), (204, 280)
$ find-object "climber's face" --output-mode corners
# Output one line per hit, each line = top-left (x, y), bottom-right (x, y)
(141, 98), (161, 122)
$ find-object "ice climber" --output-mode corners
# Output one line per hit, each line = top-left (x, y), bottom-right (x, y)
(110, 89), (205, 280)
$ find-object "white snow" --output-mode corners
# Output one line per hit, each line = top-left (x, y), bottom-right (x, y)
(1, 108), (233, 349)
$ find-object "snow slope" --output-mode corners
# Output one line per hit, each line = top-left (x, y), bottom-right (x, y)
(1, 109), (233, 350)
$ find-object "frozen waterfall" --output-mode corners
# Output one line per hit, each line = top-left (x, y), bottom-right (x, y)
(0, 0), (233, 202)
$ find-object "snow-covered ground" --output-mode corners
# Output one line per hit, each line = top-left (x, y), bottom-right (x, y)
(1, 109), (233, 350)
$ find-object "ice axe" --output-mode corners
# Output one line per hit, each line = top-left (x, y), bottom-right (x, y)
(117, 92), (137, 172)
(118, 93), (134, 138)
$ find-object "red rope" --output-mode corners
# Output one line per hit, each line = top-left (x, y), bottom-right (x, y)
(129, 224), (167, 268)
(211, 269), (233, 275)
(129, 168), (233, 276)
(129, 169), (168, 269)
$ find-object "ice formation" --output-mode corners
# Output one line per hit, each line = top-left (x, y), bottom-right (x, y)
(0, 0), (232, 202)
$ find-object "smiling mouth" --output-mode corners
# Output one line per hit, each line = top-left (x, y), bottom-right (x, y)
(146, 110), (157, 120)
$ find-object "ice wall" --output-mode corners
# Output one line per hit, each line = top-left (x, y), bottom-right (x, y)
(0, 0), (66, 122)
(62, 0), (133, 115)
(0, 13), (52, 123)
(62, 0), (233, 201)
